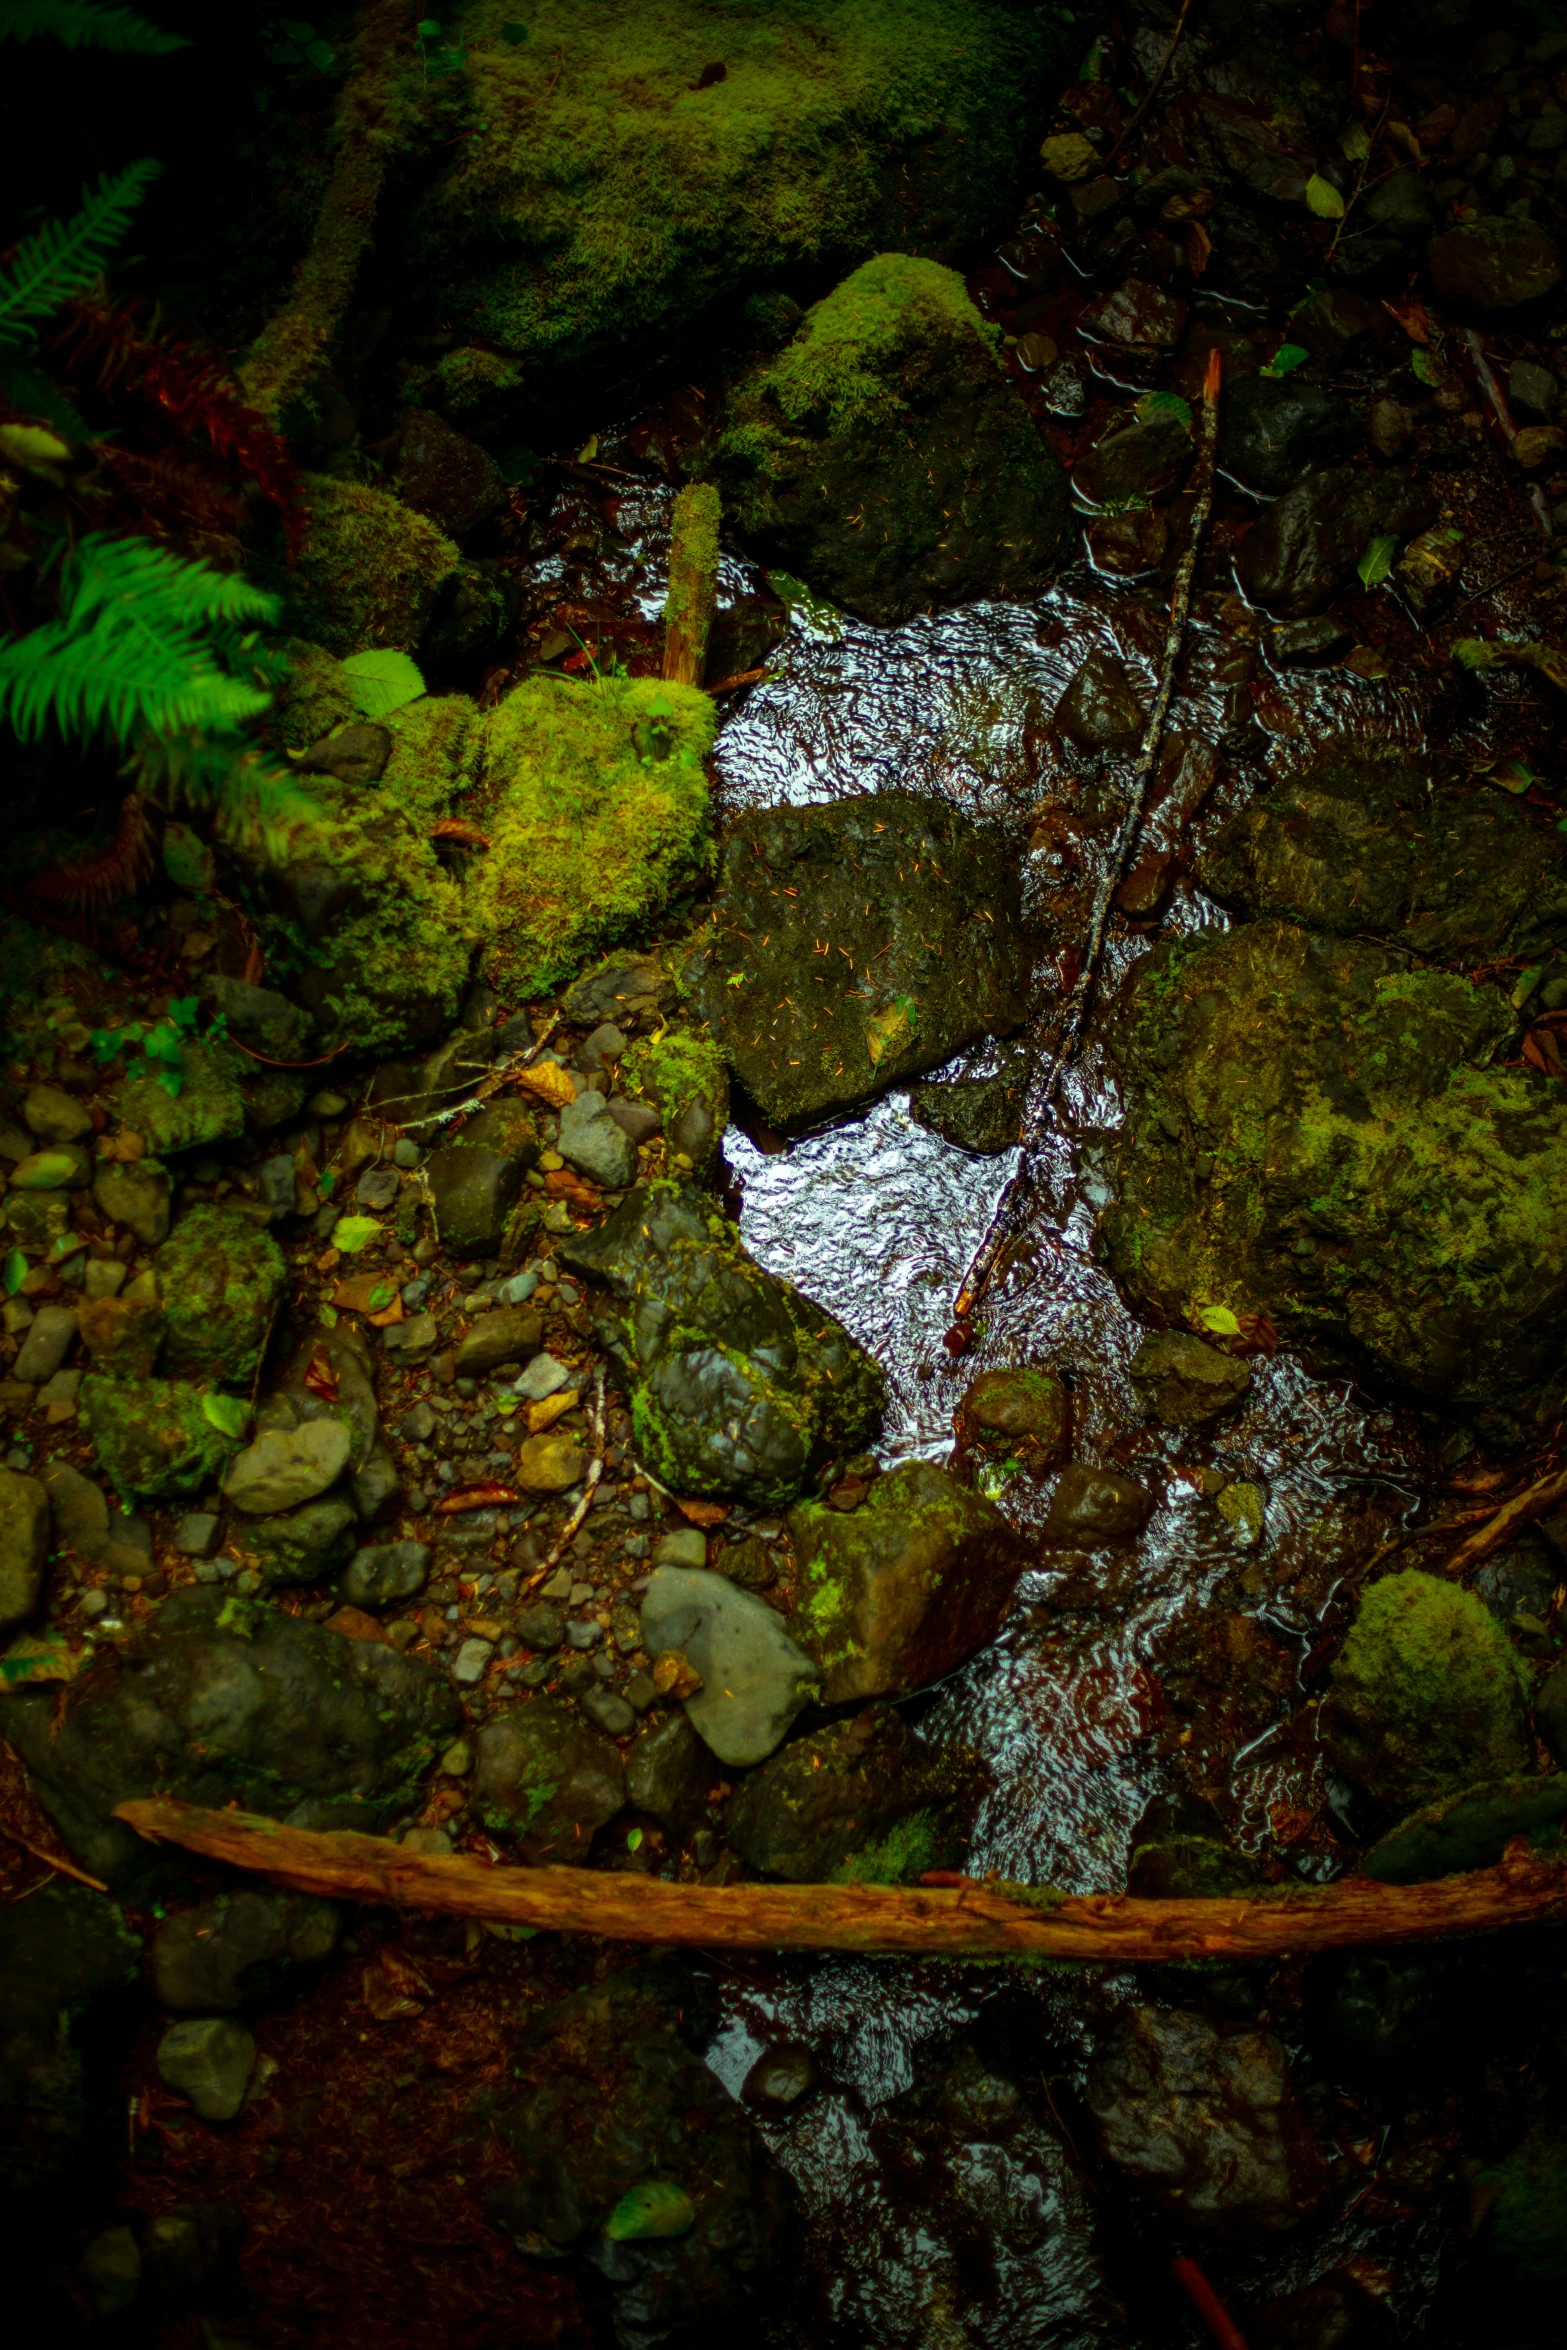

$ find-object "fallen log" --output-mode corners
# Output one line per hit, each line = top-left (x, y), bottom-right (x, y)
(662, 482), (722, 686)
(115, 1800), (1567, 1961)
(1442, 1459), (1567, 1580)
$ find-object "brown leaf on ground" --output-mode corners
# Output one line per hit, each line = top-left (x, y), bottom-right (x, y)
(674, 1496), (730, 1527)
(362, 1947), (431, 2022)
(332, 1271), (403, 1321)
(1523, 1026), (1567, 1078)
(515, 1062), (577, 1109)
(543, 1166), (599, 1208)
(324, 1605), (390, 1645)
(432, 1484), (520, 1513)
(526, 1391), (578, 1434)
(303, 1346), (339, 1402)
(652, 1649), (703, 1699)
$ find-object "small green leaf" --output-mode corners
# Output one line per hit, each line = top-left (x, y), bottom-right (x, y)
(626, 1825), (644, 1852)
(417, 17), (442, 34)
(201, 1391), (250, 1440)
(1261, 343), (1308, 379)
(305, 38), (336, 70)
(1512, 964), (1544, 1007)
(332, 1215), (382, 1254)
(319, 1167), (337, 1195)
(168, 997), (201, 1033)
(1410, 346), (1443, 388)
(340, 648), (426, 720)
(1339, 122), (1371, 162)
(1489, 759), (1538, 795)
(1357, 534), (1398, 589)
(1135, 389), (1192, 427)
(1197, 1303), (1243, 1337)
(604, 2182), (696, 2243)
(366, 1282), (397, 1311)
(2, 1247), (26, 1295)
(268, 42), (303, 63)
(1305, 173), (1346, 220)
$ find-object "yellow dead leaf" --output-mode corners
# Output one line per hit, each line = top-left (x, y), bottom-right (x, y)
(515, 1060), (577, 1109)
(527, 1390), (578, 1434)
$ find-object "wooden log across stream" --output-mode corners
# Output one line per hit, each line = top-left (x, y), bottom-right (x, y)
(116, 1799), (1567, 1960)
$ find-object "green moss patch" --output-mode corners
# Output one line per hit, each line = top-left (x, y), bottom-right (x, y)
(80, 1375), (240, 1503)
(289, 477), (460, 657)
(1325, 1569), (1531, 1815)
(157, 1206), (287, 1390)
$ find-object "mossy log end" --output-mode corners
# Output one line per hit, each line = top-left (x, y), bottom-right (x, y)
(115, 1799), (1567, 1959)
(662, 482), (721, 686)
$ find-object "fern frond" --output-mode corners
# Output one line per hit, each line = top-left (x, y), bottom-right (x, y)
(0, 533), (281, 748)
(0, 2), (186, 51)
(131, 730), (317, 861)
(0, 160), (160, 352)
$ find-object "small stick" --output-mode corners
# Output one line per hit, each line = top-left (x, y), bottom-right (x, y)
(0, 1819), (109, 1894)
(1459, 327), (1553, 540)
(1104, 0), (1200, 170)
(1442, 1460), (1567, 1579)
(950, 349), (1223, 1334)
(1173, 2258), (1252, 2350)
(526, 1365), (607, 1588)
(113, 1800), (1567, 1959)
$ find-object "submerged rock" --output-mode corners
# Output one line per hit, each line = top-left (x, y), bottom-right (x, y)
(1087, 2005), (1331, 2242)
(562, 1182), (883, 1506)
(909, 1039), (1028, 1155)
(4, 1588), (460, 1884)
(1129, 1332), (1251, 1426)
(693, 791), (1029, 1130)
(1099, 920), (1567, 1415)
(957, 1366), (1069, 1457)
(718, 252), (1070, 623)
(1042, 1464), (1155, 1546)
(1323, 1570), (1531, 1814)
(727, 1704), (984, 1881)
(640, 1567), (820, 1766)
(788, 1459), (1023, 1702)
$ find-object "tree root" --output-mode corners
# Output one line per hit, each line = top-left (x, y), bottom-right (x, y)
(115, 1800), (1567, 1959)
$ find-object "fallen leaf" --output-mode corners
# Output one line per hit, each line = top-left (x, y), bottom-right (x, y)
(674, 1496), (731, 1528)
(363, 1947), (432, 2022)
(527, 1390), (578, 1434)
(0, 1630), (79, 1686)
(1304, 172), (1346, 220)
(324, 1605), (390, 1645)
(430, 819), (492, 850)
(1196, 1303), (1243, 1337)
(433, 1484), (520, 1513)
(1385, 120), (1422, 163)
(652, 1648), (703, 1699)
(1186, 221), (1211, 276)
(1344, 643), (1390, 679)
(303, 1348), (340, 1403)
(1523, 1027), (1567, 1078)
(515, 1060), (577, 1109)
(1514, 425), (1567, 470)
(865, 995), (918, 1067)
(200, 1391), (250, 1440)
(605, 2181), (696, 2242)
(544, 1167), (601, 1209)
(1356, 534), (1399, 590)
(331, 1215), (383, 1254)
(332, 1272), (404, 1321)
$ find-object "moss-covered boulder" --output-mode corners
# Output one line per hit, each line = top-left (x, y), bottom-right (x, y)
(957, 1367), (1069, 1458)
(726, 1703), (984, 1881)
(1482, 2124), (1567, 2294)
(3, 1588), (461, 1885)
(403, 0), (1070, 424)
(80, 1375), (238, 1503)
(1323, 1570), (1531, 1815)
(1098, 920), (1567, 1418)
(123, 1039), (247, 1158)
(1199, 757), (1567, 968)
(788, 1459), (1022, 1702)
(561, 1181), (883, 1506)
(466, 675), (714, 1000)
(692, 790), (1029, 1130)
(717, 252), (1070, 623)
(246, 1496), (359, 1587)
(288, 477), (460, 657)
(621, 1025), (729, 1172)
(471, 1700), (625, 1862)
(157, 1206), (286, 1389)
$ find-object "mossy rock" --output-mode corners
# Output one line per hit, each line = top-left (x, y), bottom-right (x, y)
(1323, 1570), (1531, 1815)
(561, 1180), (883, 1507)
(287, 477), (460, 657)
(403, 0), (1069, 424)
(123, 1040), (248, 1158)
(247, 1495), (358, 1587)
(1199, 756), (1567, 968)
(717, 251), (1070, 623)
(157, 1206), (286, 1389)
(1099, 919), (1567, 1419)
(466, 675), (715, 1000)
(621, 1025), (729, 1171)
(909, 1037), (1029, 1154)
(79, 1375), (239, 1504)
(726, 1702), (983, 1882)
(1483, 2124), (1567, 2293)
(1362, 1772), (1567, 1884)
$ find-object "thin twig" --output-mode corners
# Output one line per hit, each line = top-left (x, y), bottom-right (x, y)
(950, 350), (1224, 1333)
(526, 1365), (607, 1588)
(1104, 0), (1200, 170)
(0, 1819), (109, 1894)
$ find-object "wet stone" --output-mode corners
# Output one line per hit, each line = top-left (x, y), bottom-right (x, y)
(742, 2045), (818, 2109)
(727, 1702), (983, 1882)
(340, 1539), (431, 1609)
(172, 1511), (222, 1558)
(958, 1366), (1069, 1454)
(1216, 376), (1362, 497)
(355, 1167), (400, 1210)
(1267, 614), (1352, 665)
(156, 2016), (256, 2122)
(1129, 1331), (1251, 1426)
(1054, 647), (1145, 751)
(92, 1159), (171, 1247)
(225, 1421), (352, 1515)
(1042, 1464), (1155, 1546)
(472, 1699), (625, 1859)
(1427, 219), (1563, 310)
(455, 1305), (543, 1377)
(1324, 1570), (1531, 1814)
(0, 1465), (48, 1633)
(557, 1088), (637, 1188)
(248, 1494), (358, 1585)
(1072, 408), (1192, 506)
(640, 1566), (821, 1766)
(1078, 277), (1187, 347)
(1234, 465), (1436, 615)
(624, 1711), (717, 1832)
(424, 1144), (525, 1257)
(152, 1890), (339, 2010)
(13, 1304), (77, 1384)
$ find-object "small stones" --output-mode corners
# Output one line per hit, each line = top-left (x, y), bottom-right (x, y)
(1077, 277), (1188, 349)
(580, 1686), (635, 1735)
(1042, 1464), (1156, 1546)
(514, 1350), (573, 1400)
(424, 1144), (525, 1257)
(452, 1635), (495, 1685)
(515, 1602), (564, 1648)
(12, 1303), (78, 1384)
(224, 1421), (353, 1515)
(92, 1158), (172, 1246)
(156, 2015), (257, 2121)
(1128, 1332), (1251, 1426)
(381, 1312), (439, 1366)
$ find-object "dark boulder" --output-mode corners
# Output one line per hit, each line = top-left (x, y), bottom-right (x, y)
(1217, 376), (1362, 497)
(726, 1703), (984, 1881)
(1233, 465), (1436, 615)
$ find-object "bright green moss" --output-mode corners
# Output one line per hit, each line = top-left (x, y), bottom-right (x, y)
(1325, 1569), (1531, 1814)
(829, 1809), (942, 1885)
(123, 1040), (248, 1159)
(411, 0), (1064, 411)
(157, 1206), (287, 1389)
(80, 1375), (238, 1503)
(289, 477), (460, 657)
(467, 674), (715, 999)
(622, 1024), (729, 1167)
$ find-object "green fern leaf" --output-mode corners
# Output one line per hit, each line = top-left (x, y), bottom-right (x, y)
(0, 1), (186, 49)
(0, 159), (160, 351)
(62, 531), (279, 633)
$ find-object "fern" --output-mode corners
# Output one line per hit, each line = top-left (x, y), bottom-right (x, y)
(0, 160), (160, 352)
(130, 729), (316, 860)
(0, 2), (185, 51)
(0, 532), (281, 748)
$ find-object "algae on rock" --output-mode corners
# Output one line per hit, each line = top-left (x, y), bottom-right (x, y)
(1099, 919), (1567, 1418)
(717, 251), (1071, 623)
(157, 1206), (286, 1390)
(287, 476), (460, 657)
(403, 0), (1068, 424)
(1323, 1569), (1531, 1815)
(80, 1376), (240, 1504)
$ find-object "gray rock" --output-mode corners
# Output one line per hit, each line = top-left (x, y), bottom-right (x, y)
(561, 951), (676, 1029)
(0, 1465), (48, 1633)
(400, 1400), (437, 1442)
(23, 1084), (92, 1142)
(355, 1167), (401, 1210)
(453, 1635), (495, 1685)
(4, 1585), (461, 1884)
(1042, 1464), (1155, 1546)
(225, 1420), (353, 1514)
(257, 1154), (297, 1218)
(1234, 465), (1437, 616)
(472, 1699), (625, 1859)
(514, 1601), (564, 1650)
(156, 2015), (256, 2121)
(579, 1686), (635, 1735)
(1055, 647), (1145, 750)
(1510, 359), (1559, 421)
(1087, 2006), (1330, 2243)
(44, 1459), (149, 1571)
(654, 1527), (707, 1569)
(1266, 614), (1352, 665)
(557, 1088), (638, 1188)
(249, 1494), (358, 1584)
(607, 1096), (663, 1145)
(624, 1711), (717, 1831)
(13, 1304), (77, 1384)
(206, 975), (313, 1058)
(340, 1539), (431, 1609)
(153, 1890), (339, 2009)
(92, 1157), (173, 1246)
(562, 1184), (883, 1507)
(1428, 218), (1563, 311)
(1128, 1332), (1251, 1426)
(381, 1311), (439, 1365)
(514, 1350), (572, 1401)
(82, 1257), (128, 1300)
(173, 1512), (222, 1558)
(425, 1144), (525, 1257)
(639, 1566), (820, 1766)
(349, 1439), (401, 1521)
(455, 1305), (543, 1377)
